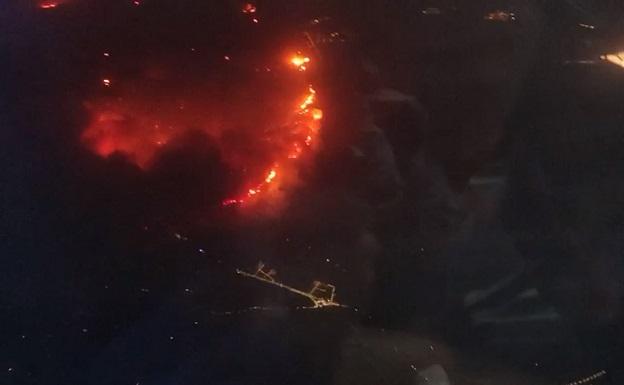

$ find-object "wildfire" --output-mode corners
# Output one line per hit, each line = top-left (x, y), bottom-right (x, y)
(290, 54), (311, 71)
(81, 110), (177, 168)
(265, 169), (277, 183)
(222, 166), (278, 206)
(299, 86), (316, 109)
(82, 43), (322, 209)
(222, 64), (323, 206)
(311, 108), (323, 121)
(39, 1), (59, 8)
(242, 3), (256, 14)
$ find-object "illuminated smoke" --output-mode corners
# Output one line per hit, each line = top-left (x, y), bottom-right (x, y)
(82, 52), (323, 208)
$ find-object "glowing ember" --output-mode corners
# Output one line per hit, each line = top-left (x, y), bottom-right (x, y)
(265, 169), (277, 183)
(290, 56), (310, 67)
(311, 108), (323, 120)
(83, 45), (322, 208)
(299, 86), (316, 110)
(81, 110), (173, 168)
(252, 18), (259, 24)
(242, 3), (257, 14)
(290, 54), (311, 71)
(39, 1), (59, 9)
(222, 80), (322, 206)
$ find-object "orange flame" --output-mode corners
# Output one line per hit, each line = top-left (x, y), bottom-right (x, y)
(311, 108), (323, 120)
(290, 54), (311, 71)
(222, 52), (322, 207)
(81, 45), (322, 208)
(265, 169), (277, 183)
(222, 76), (323, 206)
(299, 86), (316, 110)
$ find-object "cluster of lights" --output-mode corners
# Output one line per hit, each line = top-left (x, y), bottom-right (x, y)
(241, 3), (259, 24)
(564, 370), (607, 385)
(236, 264), (344, 308)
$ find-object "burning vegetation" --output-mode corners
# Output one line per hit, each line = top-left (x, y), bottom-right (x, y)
(81, 40), (323, 208)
